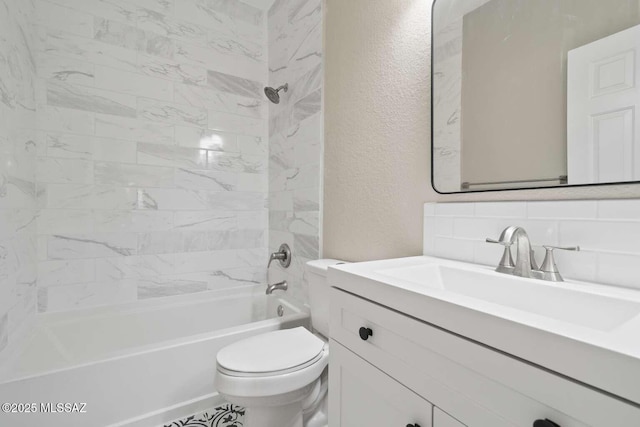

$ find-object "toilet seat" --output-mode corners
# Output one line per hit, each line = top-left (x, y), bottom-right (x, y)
(218, 351), (325, 378)
(217, 327), (325, 375)
(215, 327), (329, 399)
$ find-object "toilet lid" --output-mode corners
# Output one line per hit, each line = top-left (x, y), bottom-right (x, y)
(217, 327), (325, 374)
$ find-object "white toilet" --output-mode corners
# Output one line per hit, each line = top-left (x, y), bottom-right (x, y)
(214, 259), (344, 427)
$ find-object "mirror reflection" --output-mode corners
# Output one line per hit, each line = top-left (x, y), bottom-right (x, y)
(432, 0), (640, 193)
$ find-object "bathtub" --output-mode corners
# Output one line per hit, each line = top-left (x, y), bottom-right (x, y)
(0, 286), (309, 427)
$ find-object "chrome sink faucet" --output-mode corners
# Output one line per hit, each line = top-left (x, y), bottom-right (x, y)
(487, 226), (579, 282)
(490, 226), (538, 278)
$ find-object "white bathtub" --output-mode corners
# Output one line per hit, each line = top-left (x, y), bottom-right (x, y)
(0, 286), (309, 427)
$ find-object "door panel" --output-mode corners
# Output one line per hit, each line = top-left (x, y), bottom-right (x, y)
(568, 24), (640, 184)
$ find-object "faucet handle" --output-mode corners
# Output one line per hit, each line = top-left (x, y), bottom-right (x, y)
(486, 237), (512, 246)
(486, 237), (515, 273)
(268, 243), (291, 269)
(543, 245), (580, 252)
(539, 245), (580, 282)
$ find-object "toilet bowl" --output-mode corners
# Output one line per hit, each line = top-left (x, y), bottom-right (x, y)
(214, 259), (344, 427)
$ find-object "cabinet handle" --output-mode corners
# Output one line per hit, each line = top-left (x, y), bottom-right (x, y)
(358, 327), (373, 341)
(406, 424), (420, 427)
(533, 420), (561, 427)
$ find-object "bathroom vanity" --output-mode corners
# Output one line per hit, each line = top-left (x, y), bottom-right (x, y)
(327, 257), (640, 427)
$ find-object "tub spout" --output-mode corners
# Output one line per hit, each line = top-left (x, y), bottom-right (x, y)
(266, 280), (288, 295)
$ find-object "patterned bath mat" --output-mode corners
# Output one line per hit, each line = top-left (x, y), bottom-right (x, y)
(163, 403), (245, 427)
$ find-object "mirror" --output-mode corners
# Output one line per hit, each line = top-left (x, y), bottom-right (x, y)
(432, 0), (640, 193)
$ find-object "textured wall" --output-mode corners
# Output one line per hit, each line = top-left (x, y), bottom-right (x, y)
(0, 0), (38, 362)
(33, 0), (269, 313)
(323, 0), (433, 262)
(267, 0), (323, 304)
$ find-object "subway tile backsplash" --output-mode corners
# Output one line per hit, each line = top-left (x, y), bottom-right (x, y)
(424, 201), (640, 290)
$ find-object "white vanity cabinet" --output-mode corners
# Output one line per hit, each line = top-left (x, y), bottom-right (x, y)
(328, 287), (640, 427)
(329, 342), (432, 427)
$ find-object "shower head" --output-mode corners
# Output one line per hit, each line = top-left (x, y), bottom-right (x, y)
(264, 83), (288, 104)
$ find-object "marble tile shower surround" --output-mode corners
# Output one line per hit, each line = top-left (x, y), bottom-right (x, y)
(32, 0), (271, 313)
(0, 0), (38, 361)
(424, 200), (640, 290)
(267, 0), (323, 305)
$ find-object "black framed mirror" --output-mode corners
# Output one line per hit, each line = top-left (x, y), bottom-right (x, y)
(432, 0), (640, 194)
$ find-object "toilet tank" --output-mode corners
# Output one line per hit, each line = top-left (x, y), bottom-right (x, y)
(306, 259), (346, 338)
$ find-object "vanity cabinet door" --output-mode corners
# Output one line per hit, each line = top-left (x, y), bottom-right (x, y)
(329, 340), (433, 427)
(434, 408), (466, 427)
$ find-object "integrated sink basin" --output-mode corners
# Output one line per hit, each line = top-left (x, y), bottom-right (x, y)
(376, 263), (640, 332)
(329, 255), (640, 405)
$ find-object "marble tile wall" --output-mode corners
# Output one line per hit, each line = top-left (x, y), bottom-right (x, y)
(33, 0), (270, 313)
(267, 0), (323, 305)
(0, 0), (38, 361)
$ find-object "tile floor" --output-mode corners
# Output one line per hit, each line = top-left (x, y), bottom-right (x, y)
(163, 403), (245, 427)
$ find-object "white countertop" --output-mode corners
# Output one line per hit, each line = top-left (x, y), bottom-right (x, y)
(328, 256), (640, 406)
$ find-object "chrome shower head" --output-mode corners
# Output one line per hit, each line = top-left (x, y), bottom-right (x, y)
(264, 83), (288, 104)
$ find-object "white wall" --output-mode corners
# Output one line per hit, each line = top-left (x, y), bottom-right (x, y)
(33, 0), (270, 313)
(267, 0), (323, 304)
(0, 0), (38, 362)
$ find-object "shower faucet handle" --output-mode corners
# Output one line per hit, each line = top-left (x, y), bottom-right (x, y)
(268, 243), (291, 269)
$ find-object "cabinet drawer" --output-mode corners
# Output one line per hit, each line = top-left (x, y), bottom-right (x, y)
(329, 340), (433, 427)
(330, 287), (640, 427)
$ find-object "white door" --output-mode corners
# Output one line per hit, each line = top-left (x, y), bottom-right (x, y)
(328, 341), (433, 427)
(567, 24), (640, 185)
